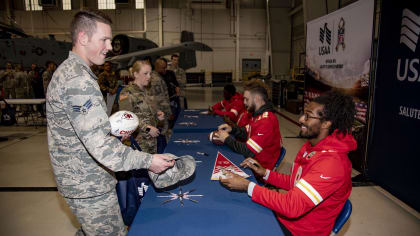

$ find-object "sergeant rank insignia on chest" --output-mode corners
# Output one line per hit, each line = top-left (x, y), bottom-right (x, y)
(72, 99), (93, 115)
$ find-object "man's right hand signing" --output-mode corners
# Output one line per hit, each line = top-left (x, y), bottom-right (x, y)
(149, 154), (175, 173)
(241, 158), (266, 177)
(218, 123), (232, 133)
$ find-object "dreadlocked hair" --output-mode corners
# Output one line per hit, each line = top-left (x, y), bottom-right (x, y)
(313, 91), (355, 135)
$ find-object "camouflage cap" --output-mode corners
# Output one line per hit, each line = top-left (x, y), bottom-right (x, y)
(148, 153), (196, 189)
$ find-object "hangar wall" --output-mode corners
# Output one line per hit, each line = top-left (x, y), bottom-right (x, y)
(1, 1), (269, 81)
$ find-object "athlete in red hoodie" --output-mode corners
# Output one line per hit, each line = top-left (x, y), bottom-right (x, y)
(220, 91), (357, 236)
(215, 80), (282, 170)
(210, 84), (245, 124)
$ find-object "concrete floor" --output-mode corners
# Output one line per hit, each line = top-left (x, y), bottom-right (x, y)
(0, 86), (418, 236)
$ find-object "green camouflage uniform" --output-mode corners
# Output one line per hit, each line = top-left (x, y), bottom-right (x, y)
(97, 71), (118, 99)
(149, 71), (172, 119)
(15, 71), (28, 98)
(168, 64), (187, 89)
(46, 51), (154, 236)
(168, 64), (187, 109)
(119, 83), (158, 154)
(3, 69), (16, 99)
(42, 70), (53, 96)
(27, 70), (36, 98)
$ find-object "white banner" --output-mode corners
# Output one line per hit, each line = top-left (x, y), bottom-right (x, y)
(305, 0), (375, 89)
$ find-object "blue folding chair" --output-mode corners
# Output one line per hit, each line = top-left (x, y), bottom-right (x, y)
(273, 147), (286, 170)
(330, 199), (352, 235)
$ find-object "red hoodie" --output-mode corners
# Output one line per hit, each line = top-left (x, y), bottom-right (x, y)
(251, 130), (356, 236)
(212, 92), (245, 123)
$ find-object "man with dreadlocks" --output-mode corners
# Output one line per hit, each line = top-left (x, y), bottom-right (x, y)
(220, 91), (357, 236)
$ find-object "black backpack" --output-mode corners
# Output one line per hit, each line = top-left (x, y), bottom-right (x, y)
(1, 99), (16, 126)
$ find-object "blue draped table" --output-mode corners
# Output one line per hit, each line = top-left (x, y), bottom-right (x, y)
(172, 109), (224, 133)
(127, 132), (283, 235)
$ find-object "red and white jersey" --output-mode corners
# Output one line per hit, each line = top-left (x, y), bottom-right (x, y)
(245, 111), (281, 170)
(212, 92), (245, 123)
(236, 110), (251, 127)
(251, 130), (356, 236)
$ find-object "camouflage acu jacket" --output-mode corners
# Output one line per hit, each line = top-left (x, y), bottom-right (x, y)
(98, 71), (118, 94)
(168, 65), (187, 88)
(119, 83), (157, 137)
(148, 71), (172, 118)
(46, 51), (153, 198)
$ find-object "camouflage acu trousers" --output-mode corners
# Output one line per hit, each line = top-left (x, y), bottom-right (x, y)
(65, 189), (127, 236)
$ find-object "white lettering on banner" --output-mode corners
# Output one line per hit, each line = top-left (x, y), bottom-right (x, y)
(397, 58), (420, 81)
(399, 106), (420, 120)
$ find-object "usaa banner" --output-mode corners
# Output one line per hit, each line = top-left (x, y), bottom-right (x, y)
(305, 0), (375, 171)
(368, 0), (420, 212)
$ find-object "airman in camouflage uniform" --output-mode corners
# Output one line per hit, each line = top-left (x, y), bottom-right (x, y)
(119, 83), (160, 154)
(14, 64), (28, 99)
(168, 54), (188, 109)
(46, 10), (174, 236)
(3, 62), (16, 99)
(97, 62), (118, 100)
(148, 71), (172, 139)
(43, 62), (56, 96)
(168, 54), (187, 89)
(148, 71), (171, 119)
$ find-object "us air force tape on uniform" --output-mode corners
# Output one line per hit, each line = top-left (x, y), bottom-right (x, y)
(148, 153), (196, 188)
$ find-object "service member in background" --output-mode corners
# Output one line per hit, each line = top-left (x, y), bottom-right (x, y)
(214, 80), (282, 170)
(119, 60), (165, 154)
(98, 61), (119, 115)
(14, 64), (28, 99)
(168, 54), (188, 109)
(220, 91), (356, 236)
(42, 61), (56, 96)
(28, 63), (45, 116)
(14, 64), (29, 112)
(46, 10), (174, 236)
(2, 62), (16, 99)
(155, 58), (180, 127)
(150, 60), (172, 123)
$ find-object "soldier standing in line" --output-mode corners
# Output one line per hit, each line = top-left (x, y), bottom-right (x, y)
(14, 64), (29, 113)
(168, 54), (188, 109)
(154, 58), (180, 127)
(119, 60), (165, 154)
(28, 63), (45, 116)
(14, 64), (28, 99)
(46, 10), (174, 236)
(3, 62), (16, 99)
(98, 61), (118, 100)
(149, 60), (172, 127)
(42, 61), (56, 96)
(98, 61), (119, 115)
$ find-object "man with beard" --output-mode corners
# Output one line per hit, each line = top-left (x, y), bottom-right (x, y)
(214, 79), (282, 170)
(219, 91), (356, 236)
